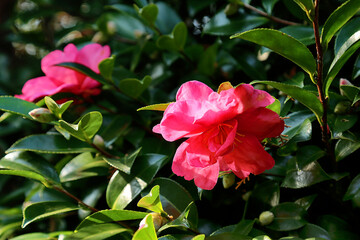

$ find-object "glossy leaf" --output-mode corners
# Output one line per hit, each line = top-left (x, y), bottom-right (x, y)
(335, 138), (360, 161)
(137, 185), (165, 214)
(56, 62), (107, 85)
(22, 201), (79, 227)
(156, 22), (187, 51)
(6, 134), (94, 154)
(280, 25), (314, 46)
(158, 202), (197, 232)
(106, 154), (168, 209)
(340, 85), (360, 104)
(321, 0), (360, 49)
(98, 56), (115, 81)
(139, 3), (158, 26)
(233, 220), (255, 235)
(101, 114), (132, 148)
(292, 0), (315, 21)
(0, 152), (60, 186)
(296, 145), (325, 169)
(103, 148), (141, 174)
(137, 103), (172, 111)
(231, 29), (316, 79)
(59, 152), (108, 182)
(0, 96), (39, 120)
(252, 81), (322, 121)
(133, 214), (157, 240)
(343, 174), (360, 201)
(282, 159), (331, 189)
(44, 96), (73, 119)
(59, 111), (103, 142)
(282, 111), (315, 142)
(330, 114), (358, 136)
(203, 12), (268, 36)
(118, 76), (152, 98)
(76, 209), (147, 230)
(155, 2), (182, 34)
(353, 54), (360, 79)
(262, 0), (280, 14)
(64, 223), (131, 240)
(267, 202), (308, 231)
(299, 223), (331, 240)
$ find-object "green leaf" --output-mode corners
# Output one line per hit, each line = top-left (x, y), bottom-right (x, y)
(137, 185), (165, 214)
(138, 103), (172, 111)
(206, 233), (251, 240)
(296, 145), (325, 169)
(352, 54), (360, 79)
(6, 134), (94, 154)
(321, 0), (360, 49)
(118, 75), (152, 98)
(139, 3), (159, 26)
(280, 25), (315, 46)
(65, 223), (131, 240)
(0, 152), (60, 186)
(192, 235), (205, 240)
(10, 232), (73, 240)
(22, 201), (79, 228)
(252, 81), (322, 121)
(291, 0), (315, 21)
(56, 62), (107, 85)
(299, 223), (331, 240)
(262, 0), (280, 14)
(44, 96), (73, 119)
(282, 159), (331, 189)
(0, 96), (39, 120)
(101, 114), (132, 148)
(76, 209), (147, 230)
(133, 214), (158, 240)
(335, 138), (360, 161)
(59, 152), (108, 182)
(103, 148), (141, 174)
(106, 154), (168, 209)
(98, 56), (115, 81)
(267, 98), (281, 115)
(156, 22), (188, 51)
(233, 219), (255, 235)
(329, 114), (358, 136)
(59, 111), (103, 142)
(155, 2), (182, 34)
(267, 202), (308, 231)
(340, 85), (360, 104)
(158, 202), (197, 232)
(198, 44), (218, 76)
(203, 12), (268, 36)
(231, 29), (316, 79)
(343, 174), (360, 201)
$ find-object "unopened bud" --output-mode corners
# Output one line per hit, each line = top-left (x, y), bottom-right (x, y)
(92, 32), (107, 43)
(339, 78), (353, 96)
(139, 212), (168, 231)
(222, 173), (235, 189)
(93, 135), (105, 149)
(106, 21), (117, 35)
(29, 108), (56, 123)
(242, 191), (252, 201)
(334, 101), (351, 114)
(259, 211), (274, 226)
(224, 3), (239, 16)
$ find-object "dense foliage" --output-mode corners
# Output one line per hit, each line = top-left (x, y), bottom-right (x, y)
(1, 0), (360, 239)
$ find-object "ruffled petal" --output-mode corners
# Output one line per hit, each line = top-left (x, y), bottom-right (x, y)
(172, 141), (220, 190)
(15, 76), (75, 102)
(236, 108), (284, 140)
(76, 43), (111, 73)
(176, 81), (213, 101)
(223, 134), (275, 176)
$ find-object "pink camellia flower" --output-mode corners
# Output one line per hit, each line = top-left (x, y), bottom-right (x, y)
(15, 43), (111, 102)
(153, 81), (284, 190)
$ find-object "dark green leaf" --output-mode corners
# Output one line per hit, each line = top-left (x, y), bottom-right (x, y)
(64, 223), (131, 240)
(101, 114), (132, 148)
(99, 56), (115, 81)
(22, 201), (79, 227)
(203, 12), (268, 36)
(343, 174), (360, 201)
(206, 233), (252, 240)
(0, 96), (39, 120)
(198, 44), (218, 76)
(76, 209), (147, 230)
(294, 194), (318, 211)
(352, 54), (360, 79)
(56, 62), (107, 85)
(156, 22), (187, 52)
(299, 223), (331, 240)
(233, 220), (255, 235)
(137, 185), (165, 214)
(340, 85), (360, 105)
(231, 29), (316, 79)
(139, 3), (158, 26)
(282, 111), (315, 141)
(267, 202), (308, 231)
(296, 145), (325, 169)
(318, 215), (358, 240)
(103, 148), (141, 174)
(0, 152), (60, 186)
(335, 138), (360, 161)
(252, 81), (322, 121)
(106, 154), (168, 209)
(155, 2), (182, 34)
(59, 152), (108, 182)
(330, 114), (358, 136)
(282, 159), (331, 189)
(280, 25), (314, 45)
(321, 0), (360, 49)
(262, 0), (280, 14)
(133, 214), (157, 240)
(6, 134), (94, 154)
(118, 76), (152, 98)
(292, 0), (315, 21)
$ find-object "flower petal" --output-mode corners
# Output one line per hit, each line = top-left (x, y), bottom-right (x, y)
(176, 81), (214, 101)
(172, 141), (219, 190)
(76, 43), (111, 73)
(222, 134), (275, 177)
(236, 108), (284, 140)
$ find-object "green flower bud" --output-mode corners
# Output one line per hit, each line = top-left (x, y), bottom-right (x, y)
(29, 108), (56, 123)
(259, 211), (274, 226)
(334, 101), (351, 114)
(224, 3), (239, 16)
(222, 173), (235, 189)
(139, 212), (168, 231)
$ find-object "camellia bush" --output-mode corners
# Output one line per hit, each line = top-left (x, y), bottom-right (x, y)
(1, 0), (360, 239)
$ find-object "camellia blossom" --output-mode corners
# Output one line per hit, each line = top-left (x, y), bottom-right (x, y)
(15, 43), (111, 102)
(153, 81), (284, 190)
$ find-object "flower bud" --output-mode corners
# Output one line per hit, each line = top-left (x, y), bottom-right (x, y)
(224, 3), (239, 16)
(29, 108), (56, 123)
(259, 211), (274, 226)
(334, 101), (351, 114)
(242, 191), (252, 201)
(106, 21), (117, 35)
(93, 135), (105, 149)
(139, 212), (168, 231)
(222, 173), (235, 189)
(339, 78), (353, 96)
